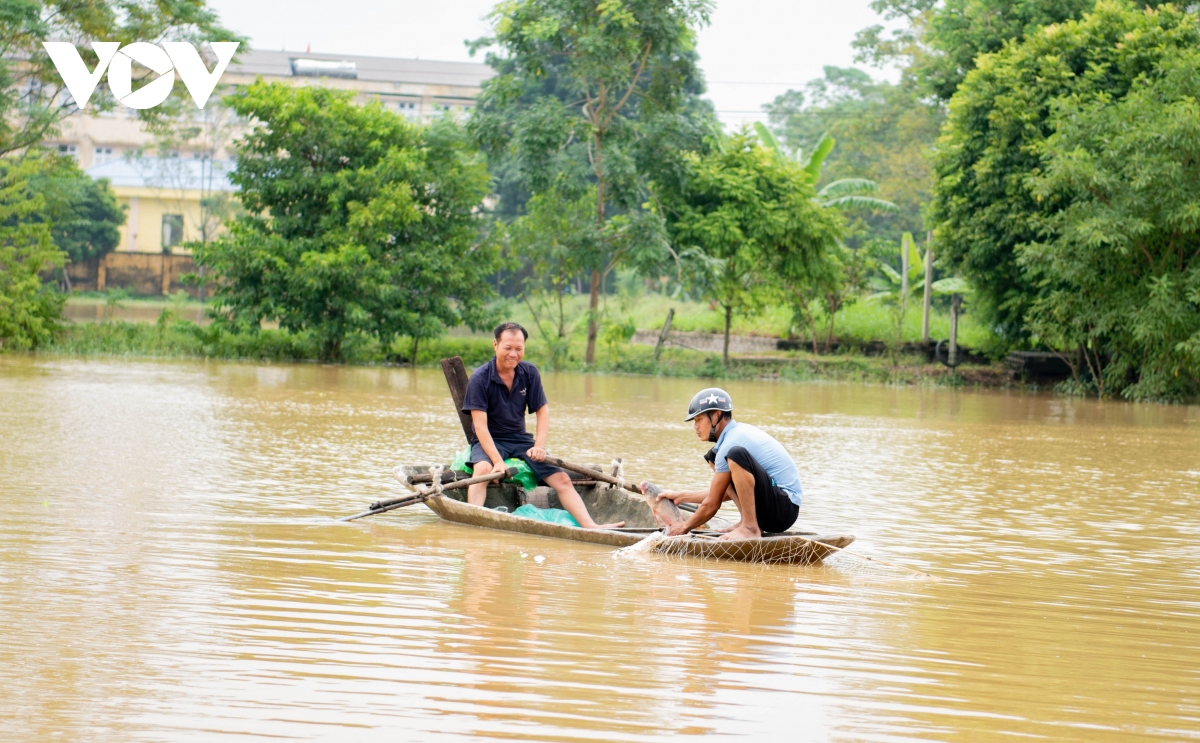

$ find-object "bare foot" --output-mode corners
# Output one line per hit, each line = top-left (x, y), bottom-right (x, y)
(717, 521), (743, 534)
(717, 525), (761, 541)
(582, 521), (625, 529)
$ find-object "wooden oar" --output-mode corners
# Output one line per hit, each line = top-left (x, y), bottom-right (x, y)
(337, 468), (515, 522)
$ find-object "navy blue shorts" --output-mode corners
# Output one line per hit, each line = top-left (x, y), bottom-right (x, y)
(724, 445), (799, 533)
(466, 435), (564, 485)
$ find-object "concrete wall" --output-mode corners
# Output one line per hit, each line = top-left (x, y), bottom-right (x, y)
(66, 253), (201, 297)
(113, 188), (210, 254)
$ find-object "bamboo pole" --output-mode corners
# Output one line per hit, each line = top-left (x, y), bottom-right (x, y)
(950, 293), (961, 367)
(922, 231), (933, 343)
(337, 468), (514, 522)
(543, 456), (640, 495)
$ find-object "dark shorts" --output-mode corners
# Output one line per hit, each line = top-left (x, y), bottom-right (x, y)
(724, 445), (799, 533)
(467, 434), (564, 485)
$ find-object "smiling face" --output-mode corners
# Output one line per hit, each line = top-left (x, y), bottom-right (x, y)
(493, 329), (526, 372)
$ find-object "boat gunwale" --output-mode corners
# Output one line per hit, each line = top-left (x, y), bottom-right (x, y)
(424, 495), (855, 562)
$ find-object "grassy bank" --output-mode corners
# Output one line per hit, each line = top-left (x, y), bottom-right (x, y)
(503, 293), (997, 350)
(34, 317), (1010, 390)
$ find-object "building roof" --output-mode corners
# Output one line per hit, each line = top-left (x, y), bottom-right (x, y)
(86, 157), (237, 192)
(227, 49), (495, 89)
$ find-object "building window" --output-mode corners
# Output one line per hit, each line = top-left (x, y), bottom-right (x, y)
(397, 100), (419, 119)
(57, 144), (77, 158)
(161, 214), (184, 253)
(94, 146), (117, 165)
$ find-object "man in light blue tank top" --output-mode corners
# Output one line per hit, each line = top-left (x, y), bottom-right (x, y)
(648, 387), (802, 539)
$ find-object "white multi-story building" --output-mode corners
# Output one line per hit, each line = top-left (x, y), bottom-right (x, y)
(46, 49), (493, 254)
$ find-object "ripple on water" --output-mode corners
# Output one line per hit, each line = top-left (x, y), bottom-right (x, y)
(1, 358), (1199, 742)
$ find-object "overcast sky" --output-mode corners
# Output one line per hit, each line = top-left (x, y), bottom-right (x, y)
(206, 0), (896, 127)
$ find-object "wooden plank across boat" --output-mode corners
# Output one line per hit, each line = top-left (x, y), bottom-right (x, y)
(418, 474), (855, 565)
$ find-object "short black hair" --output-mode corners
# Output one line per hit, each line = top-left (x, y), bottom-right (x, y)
(494, 322), (529, 341)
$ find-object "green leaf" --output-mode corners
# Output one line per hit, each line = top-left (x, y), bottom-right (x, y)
(931, 277), (971, 294)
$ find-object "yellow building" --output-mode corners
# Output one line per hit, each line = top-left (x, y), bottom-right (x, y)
(84, 157), (235, 254)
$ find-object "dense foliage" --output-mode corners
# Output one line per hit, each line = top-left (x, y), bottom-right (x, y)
(852, 0), (1165, 101)
(931, 2), (1199, 347)
(1022, 43), (1200, 400)
(471, 0), (714, 363)
(194, 82), (498, 362)
(0, 153), (66, 350)
(27, 154), (124, 264)
(764, 66), (942, 244)
(653, 130), (844, 362)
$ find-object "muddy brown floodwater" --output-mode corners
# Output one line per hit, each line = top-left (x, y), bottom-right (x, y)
(1, 356), (1199, 742)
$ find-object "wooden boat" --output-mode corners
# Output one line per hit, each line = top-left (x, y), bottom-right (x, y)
(419, 473), (856, 565)
(409, 358), (855, 565)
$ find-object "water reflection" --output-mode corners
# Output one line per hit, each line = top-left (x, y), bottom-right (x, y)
(1, 356), (1198, 741)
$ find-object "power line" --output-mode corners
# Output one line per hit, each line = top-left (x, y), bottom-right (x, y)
(707, 81), (810, 86)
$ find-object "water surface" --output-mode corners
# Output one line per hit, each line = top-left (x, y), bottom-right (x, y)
(1, 356), (1198, 741)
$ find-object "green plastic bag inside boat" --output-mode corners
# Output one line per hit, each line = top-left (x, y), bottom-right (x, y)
(449, 446), (538, 492)
(512, 504), (580, 527)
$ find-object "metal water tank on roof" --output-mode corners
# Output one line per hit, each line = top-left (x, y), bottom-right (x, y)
(290, 58), (357, 79)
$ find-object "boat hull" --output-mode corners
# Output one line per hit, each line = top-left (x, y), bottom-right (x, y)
(424, 493), (855, 565)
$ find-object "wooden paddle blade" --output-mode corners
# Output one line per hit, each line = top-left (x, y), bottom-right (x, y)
(440, 356), (475, 444)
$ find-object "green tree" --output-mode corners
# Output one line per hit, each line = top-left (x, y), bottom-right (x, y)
(931, 1), (1200, 346)
(654, 130), (843, 363)
(0, 153), (66, 350)
(510, 188), (594, 367)
(473, 0), (713, 364)
(1020, 45), (1200, 400)
(27, 154), (124, 268)
(0, 0), (243, 155)
(754, 120), (896, 354)
(193, 82), (498, 362)
(852, 0), (1166, 101)
(763, 66), (940, 244)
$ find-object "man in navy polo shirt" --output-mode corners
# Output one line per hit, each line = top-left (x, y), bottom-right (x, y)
(462, 322), (623, 529)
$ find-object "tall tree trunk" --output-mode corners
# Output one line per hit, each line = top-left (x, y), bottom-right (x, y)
(586, 269), (600, 364)
(807, 309), (820, 355)
(824, 295), (840, 354)
(411, 336), (419, 368)
(723, 304), (732, 365)
(586, 142), (606, 366)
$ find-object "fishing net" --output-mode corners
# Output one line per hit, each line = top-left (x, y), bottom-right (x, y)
(614, 528), (936, 578)
(612, 529), (838, 565)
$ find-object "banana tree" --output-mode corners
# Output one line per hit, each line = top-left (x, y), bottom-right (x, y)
(868, 232), (968, 305)
(866, 232), (972, 365)
(754, 122), (898, 214)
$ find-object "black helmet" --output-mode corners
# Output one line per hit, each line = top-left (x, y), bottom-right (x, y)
(684, 387), (733, 421)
